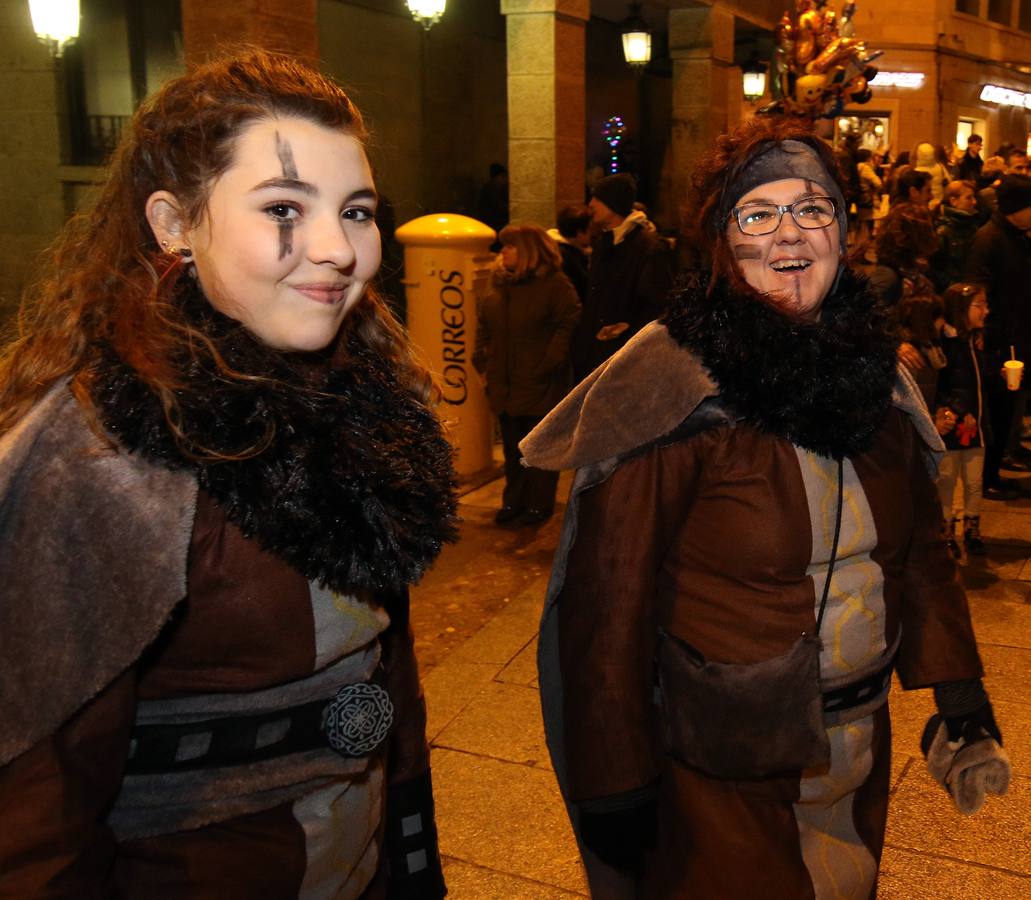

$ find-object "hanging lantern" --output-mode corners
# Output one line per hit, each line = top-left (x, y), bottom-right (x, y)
(28, 0), (80, 56)
(621, 2), (651, 69)
(742, 57), (768, 102)
(406, 0), (446, 31)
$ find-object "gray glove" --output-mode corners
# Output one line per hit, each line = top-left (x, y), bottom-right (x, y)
(921, 697), (1010, 815)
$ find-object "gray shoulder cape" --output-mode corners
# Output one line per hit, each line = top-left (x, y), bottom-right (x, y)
(0, 385), (197, 765)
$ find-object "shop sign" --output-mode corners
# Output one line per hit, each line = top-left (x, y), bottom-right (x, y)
(869, 72), (925, 88)
(980, 84), (1031, 110)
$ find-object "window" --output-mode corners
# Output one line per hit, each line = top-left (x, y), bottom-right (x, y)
(955, 0), (980, 15)
(988, 0), (1013, 24)
(1021, 0), (1031, 30)
(61, 0), (183, 165)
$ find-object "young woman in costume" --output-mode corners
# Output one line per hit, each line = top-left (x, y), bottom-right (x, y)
(521, 118), (1009, 899)
(0, 52), (455, 898)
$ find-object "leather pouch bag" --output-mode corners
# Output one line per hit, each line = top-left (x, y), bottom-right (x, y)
(656, 629), (830, 779)
(656, 458), (843, 780)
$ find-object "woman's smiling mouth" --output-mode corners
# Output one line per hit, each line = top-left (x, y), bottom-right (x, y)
(770, 258), (813, 272)
(292, 283), (349, 304)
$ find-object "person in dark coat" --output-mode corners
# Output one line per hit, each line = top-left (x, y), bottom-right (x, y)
(965, 174), (1031, 498)
(930, 181), (981, 293)
(571, 173), (674, 380)
(473, 224), (580, 526)
(549, 204), (591, 302)
(956, 134), (983, 183)
(935, 283), (994, 556)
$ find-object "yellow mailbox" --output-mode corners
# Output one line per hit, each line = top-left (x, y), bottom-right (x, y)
(396, 214), (496, 479)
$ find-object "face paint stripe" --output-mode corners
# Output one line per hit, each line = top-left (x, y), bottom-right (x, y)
(275, 132), (299, 179)
(734, 245), (763, 260)
(275, 132), (298, 260)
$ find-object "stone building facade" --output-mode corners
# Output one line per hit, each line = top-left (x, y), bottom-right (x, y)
(3, 0), (1030, 321)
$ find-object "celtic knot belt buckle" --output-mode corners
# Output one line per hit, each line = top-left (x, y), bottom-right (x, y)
(323, 682), (394, 757)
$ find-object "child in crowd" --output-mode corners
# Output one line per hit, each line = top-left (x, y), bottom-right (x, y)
(935, 283), (993, 556)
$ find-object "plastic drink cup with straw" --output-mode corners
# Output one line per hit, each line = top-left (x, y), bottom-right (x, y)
(1004, 345), (1024, 391)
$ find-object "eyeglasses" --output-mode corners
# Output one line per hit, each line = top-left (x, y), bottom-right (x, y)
(730, 197), (838, 236)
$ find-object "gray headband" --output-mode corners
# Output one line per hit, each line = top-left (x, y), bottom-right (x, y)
(721, 139), (847, 244)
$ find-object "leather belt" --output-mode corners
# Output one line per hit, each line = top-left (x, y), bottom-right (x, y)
(125, 682), (394, 775)
(822, 658), (894, 715)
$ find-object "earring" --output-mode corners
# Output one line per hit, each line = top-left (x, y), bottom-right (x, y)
(160, 240), (192, 259)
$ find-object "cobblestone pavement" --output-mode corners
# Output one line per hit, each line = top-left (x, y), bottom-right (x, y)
(410, 467), (1031, 899)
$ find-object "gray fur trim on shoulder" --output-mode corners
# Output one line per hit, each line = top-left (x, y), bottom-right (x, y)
(520, 322), (719, 471)
(0, 384), (197, 765)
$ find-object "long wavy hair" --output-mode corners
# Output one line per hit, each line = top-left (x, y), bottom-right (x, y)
(684, 116), (846, 296)
(0, 51), (435, 451)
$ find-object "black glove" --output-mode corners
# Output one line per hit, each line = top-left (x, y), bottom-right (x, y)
(944, 701), (1002, 746)
(929, 677), (1003, 749)
(578, 793), (658, 876)
(385, 770), (447, 899)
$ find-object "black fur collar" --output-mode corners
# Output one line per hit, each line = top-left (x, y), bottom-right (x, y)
(91, 287), (458, 593)
(662, 267), (897, 458)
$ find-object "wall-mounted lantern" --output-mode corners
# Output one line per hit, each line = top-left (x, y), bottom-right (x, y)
(621, 2), (651, 69)
(28, 0), (79, 57)
(742, 56), (768, 102)
(406, 0), (446, 31)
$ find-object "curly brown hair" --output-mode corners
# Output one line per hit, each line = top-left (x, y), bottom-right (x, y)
(684, 116), (845, 286)
(0, 50), (435, 451)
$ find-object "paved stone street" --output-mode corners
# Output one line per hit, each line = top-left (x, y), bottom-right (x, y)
(410, 466), (1031, 899)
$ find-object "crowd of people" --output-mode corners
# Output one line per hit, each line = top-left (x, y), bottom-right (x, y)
(0, 48), (1016, 900)
(839, 134), (1031, 540)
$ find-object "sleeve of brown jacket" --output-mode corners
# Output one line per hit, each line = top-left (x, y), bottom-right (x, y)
(557, 437), (705, 803)
(0, 670), (136, 899)
(472, 289), (495, 376)
(539, 272), (582, 376)
(895, 421), (984, 689)
(380, 589), (431, 785)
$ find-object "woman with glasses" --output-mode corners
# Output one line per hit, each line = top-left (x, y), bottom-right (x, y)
(520, 118), (1006, 898)
(936, 284), (994, 557)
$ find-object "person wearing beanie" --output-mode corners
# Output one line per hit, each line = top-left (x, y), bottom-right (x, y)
(571, 172), (674, 379)
(966, 172), (1031, 496)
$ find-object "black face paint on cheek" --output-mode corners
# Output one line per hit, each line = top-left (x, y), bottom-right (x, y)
(734, 244), (763, 260)
(275, 132), (298, 260)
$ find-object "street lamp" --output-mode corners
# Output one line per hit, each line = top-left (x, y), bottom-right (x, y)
(621, 2), (651, 69)
(406, 0), (445, 31)
(742, 56), (767, 102)
(28, 0), (79, 57)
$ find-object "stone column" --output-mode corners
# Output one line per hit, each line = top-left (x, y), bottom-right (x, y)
(668, 7), (736, 229)
(181, 0), (319, 67)
(501, 0), (589, 227)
